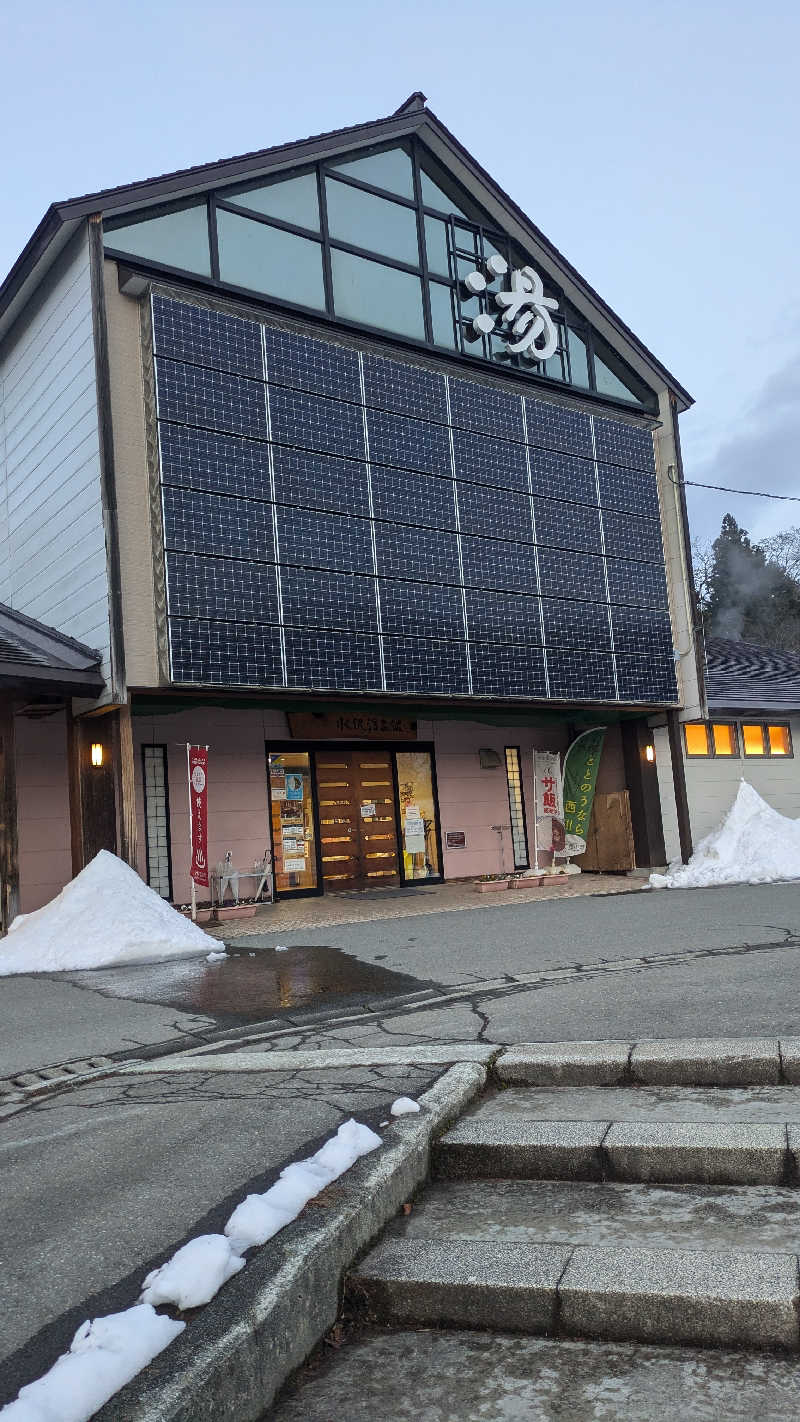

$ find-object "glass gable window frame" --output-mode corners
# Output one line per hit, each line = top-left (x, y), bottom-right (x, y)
(683, 722), (740, 758)
(103, 138), (657, 411)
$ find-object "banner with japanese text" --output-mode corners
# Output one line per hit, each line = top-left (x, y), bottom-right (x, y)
(562, 728), (605, 853)
(533, 750), (564, 861)
(188, 745), (209, 887)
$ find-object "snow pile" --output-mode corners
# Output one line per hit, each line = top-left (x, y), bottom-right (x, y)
(0, 851), (216, 975)
(390, 1097), (421, 1116)
(206, 950), (227, 962)
(651, 781), (800, 890)
(141, 1234), (244, 1310)
(226, 1118), (381, 1250)
(0, 1305), (183, 1422)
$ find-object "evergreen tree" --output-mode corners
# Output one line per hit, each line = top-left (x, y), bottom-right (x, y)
(704, 514), (800, 652)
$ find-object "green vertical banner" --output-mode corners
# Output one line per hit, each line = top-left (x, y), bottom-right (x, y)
(562, 728), (606, 850)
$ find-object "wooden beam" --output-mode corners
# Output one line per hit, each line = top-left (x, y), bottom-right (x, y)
(0, 699), (20, 931)
(667, 709), (693, 864)
(114, 700), (138, 867)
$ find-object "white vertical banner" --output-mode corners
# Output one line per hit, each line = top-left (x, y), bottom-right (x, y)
(533, 750), (564, 867)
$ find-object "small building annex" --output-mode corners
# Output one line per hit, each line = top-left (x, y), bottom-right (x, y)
(0, 92), (703, 925)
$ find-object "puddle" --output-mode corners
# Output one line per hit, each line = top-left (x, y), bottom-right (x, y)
(60, 946), (426, 1024)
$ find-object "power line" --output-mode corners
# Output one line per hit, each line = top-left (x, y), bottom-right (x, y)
(669, 470), (800, 504)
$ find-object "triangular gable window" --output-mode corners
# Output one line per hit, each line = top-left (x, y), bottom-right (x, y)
(329, 148), (414, 200)
(103, 139), (656, 411)
(105, 202), (211, 277)
(227, 172), (320, 231)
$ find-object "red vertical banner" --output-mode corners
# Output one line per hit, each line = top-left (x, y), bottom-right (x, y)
(188, 745), (209, 887)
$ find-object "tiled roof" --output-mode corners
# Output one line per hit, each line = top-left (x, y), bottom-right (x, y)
(706, 637), (800, 713)
(0, 604), (104, 693)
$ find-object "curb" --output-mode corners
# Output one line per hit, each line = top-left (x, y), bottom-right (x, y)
(493, 1037), (800, 1087)
(92, 1060), (485, 1422)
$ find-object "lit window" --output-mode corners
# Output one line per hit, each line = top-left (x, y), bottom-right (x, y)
(768, 724), (792, 756)
(742, 724), (766, 756)
(504, 747), (529, 869)
(684, 723), (710, 756)
(712, 723), (738, 756)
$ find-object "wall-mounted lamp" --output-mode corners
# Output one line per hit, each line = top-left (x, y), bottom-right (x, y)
(91, 742), (104, 767)
(644, 744), (655, 763)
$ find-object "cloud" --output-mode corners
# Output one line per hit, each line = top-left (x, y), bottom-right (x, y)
(682, 349), (800, 544)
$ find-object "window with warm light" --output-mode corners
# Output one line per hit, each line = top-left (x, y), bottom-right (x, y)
(742, 724), (766, 757)
(90, 743), (104, 767)
(684, 723), (710, 757)
(712, 723), (738, 756)
(768, 724), (792, 757)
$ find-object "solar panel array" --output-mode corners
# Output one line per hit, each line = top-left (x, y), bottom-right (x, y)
(153, 293), (678, 703)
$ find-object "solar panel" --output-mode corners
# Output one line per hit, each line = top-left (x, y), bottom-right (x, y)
(154, 293), (676, 702)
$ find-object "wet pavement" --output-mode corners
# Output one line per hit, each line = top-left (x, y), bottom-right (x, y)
(57, 945), (429, 1026)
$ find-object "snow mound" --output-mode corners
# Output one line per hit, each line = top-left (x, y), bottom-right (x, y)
(650, 781), (800, 890)
(140, 1234), (244, 1310)
(0, 1304), (183, 1422)
(226, 1118), (382, 1251)
(0, 850), (215, 975)
(390, 1096), (421, 1116)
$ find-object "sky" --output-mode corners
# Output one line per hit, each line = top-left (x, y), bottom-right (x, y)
(2, 0), (798, 551)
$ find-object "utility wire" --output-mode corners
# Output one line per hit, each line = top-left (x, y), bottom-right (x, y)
(669, 469), (800, 504)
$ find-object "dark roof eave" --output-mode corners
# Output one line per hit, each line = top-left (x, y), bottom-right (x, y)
(0, 662), (105, 695)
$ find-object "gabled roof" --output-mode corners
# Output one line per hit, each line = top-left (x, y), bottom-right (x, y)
(0, 604), (104, 695)
(0, 93), (692, 408)
(706, 637), (800, 714)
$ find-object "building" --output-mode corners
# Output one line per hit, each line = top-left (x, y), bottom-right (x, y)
(0, 92), (703, 923)
(676, 637), (800, 845)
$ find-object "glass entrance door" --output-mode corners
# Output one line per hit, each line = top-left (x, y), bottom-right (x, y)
(268, 751), (319, 895)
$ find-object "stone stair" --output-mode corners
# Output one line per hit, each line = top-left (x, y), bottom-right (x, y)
(349, 1041), (800, 1354)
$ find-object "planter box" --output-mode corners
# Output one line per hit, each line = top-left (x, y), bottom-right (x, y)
(213, 904), (258, 922)
(177, 907), (213, 922)
(508, 875), (545, 889)
(475, 879), (509, 893)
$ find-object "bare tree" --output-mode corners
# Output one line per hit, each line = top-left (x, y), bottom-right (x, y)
(757, 526), (800, 581)
(691, 535), (714, 617)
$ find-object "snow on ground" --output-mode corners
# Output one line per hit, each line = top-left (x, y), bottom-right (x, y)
(651, 780), (800, 889)
(390, 1097), (421, 1116)
(0, 851), (216, 975)
(206, 950), (227, 962)
(226, 1118), (382, 1250)
(0, 1305), (183, 1421)
(141, 1234), (244, 1310)
(2, 1116), (385, 1419)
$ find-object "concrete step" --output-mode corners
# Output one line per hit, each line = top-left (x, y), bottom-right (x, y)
(268, 1326), (800, 1420)
(434, 1113), (796, 1184)
(385, 1176), (800, 1253)
(433, 1086), (800, 1184)
(349, 1236), (800, 1349)
(478, 1083), (800, 1122)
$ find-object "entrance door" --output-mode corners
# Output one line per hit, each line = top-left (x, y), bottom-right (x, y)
(316, 750), (400, 891)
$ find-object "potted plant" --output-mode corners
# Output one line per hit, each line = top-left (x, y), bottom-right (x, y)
(508, 872), (546, 889)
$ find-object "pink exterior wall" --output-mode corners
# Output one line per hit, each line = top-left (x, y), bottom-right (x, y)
(429, 718), (563, 880)
(133, 705), (287, 904)
(132, 708), (629, 900)
(15, 709), (72, 913)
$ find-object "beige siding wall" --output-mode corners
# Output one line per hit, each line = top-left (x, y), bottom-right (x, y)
(685, 716), (800, 844)
(104, 261), (160, 686)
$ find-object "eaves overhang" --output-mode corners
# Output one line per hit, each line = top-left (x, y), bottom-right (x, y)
(0, 93), (693, 408)
(0, 603), (104, 697)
